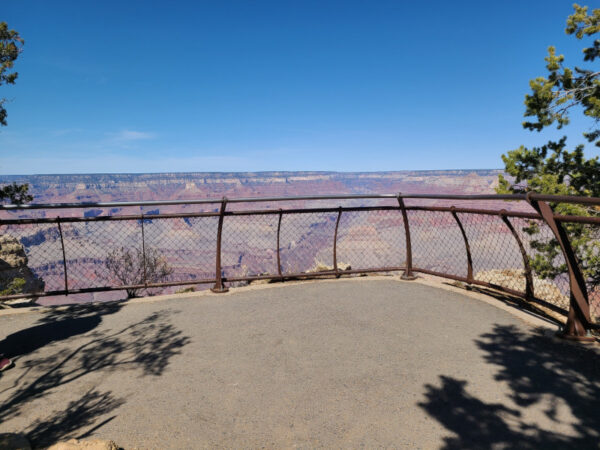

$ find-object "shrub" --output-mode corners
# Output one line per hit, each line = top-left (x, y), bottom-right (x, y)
(104, 247), (173, 298)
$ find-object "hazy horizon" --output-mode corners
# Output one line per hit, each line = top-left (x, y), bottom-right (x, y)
(0, 168), (504, 178)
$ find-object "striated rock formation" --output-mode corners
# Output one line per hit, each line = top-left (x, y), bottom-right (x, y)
(0, 234), (45, 305)
(0, 170), (505, 207)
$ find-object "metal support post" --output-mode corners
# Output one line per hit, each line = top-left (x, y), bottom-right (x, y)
(398, 194), (417, 280)
(527, 194), (593, 341)
(211, 198), (229, 293)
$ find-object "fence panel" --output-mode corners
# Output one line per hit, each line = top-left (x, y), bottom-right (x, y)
(1, 222), (64, 293)
(279, 212), (337, 275)
(409, 210), (469, 278)
(336, 209), (406, 271)
(459, 213), (527, 295)
(221, 214), (278, 280)
(60, 220), (142, 290)
(142, 216), (219, 285)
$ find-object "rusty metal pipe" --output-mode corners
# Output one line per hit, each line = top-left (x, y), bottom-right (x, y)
(333, 207), (342, 277)
(500, 212), (534, 299)
(398, 194), (417, 280)
(451, 209), (473, 283)
(140, 214), (148, 288)
(211, 198), (229, 293)
(276, 209), (283, 278)
(526, 194), (594, 341)
(56, 217), (69, 294)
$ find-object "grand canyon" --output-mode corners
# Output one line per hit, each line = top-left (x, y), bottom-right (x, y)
(0, 170), (572, 313)
(0, 170), (503, 206)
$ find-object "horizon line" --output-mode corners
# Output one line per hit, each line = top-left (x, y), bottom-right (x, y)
(0, 168), (504, 178)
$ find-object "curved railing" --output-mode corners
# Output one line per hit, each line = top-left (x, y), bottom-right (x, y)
(1, 193), (598, 340)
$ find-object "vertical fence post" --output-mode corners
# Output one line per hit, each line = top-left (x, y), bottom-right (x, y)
(56, 217), (69, 295)
(450, 207), (474, 284)
(397, 194), (417, 280)
(140, 213), (148, 288)
(276, 208), (283, 280)
(333, 207), (342, 278)
(500, 211), (534, 299)
(526, 194), (593, 341)
(211, 198), (229, 293)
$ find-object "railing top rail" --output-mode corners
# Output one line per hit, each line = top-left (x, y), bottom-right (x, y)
(0, 192), (598, 211)
(0, 193), (529, 210)
(526, 192), (600, 206)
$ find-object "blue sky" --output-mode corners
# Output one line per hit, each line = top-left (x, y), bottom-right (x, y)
(1, 0), (598, 174)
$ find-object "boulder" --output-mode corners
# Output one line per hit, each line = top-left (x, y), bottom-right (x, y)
(308, 262), (352, 273)
(0, 234), (45, 306)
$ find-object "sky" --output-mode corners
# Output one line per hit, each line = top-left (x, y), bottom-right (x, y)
(1, 0), (599, 175)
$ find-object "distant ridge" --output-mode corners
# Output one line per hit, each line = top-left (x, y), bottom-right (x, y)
(0, 170), (504, 204)
(0, 169), (502, 182)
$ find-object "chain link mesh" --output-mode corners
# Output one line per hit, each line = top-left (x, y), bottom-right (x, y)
(506, 217), (571, 312)
(336, 210), (405, 270)
(1, 222), (65, 292)
(279, 212), (337, 274)
(142, 216), (218, 283)
(60, 220), (142, 290)
(0, 206), (597, 325)
(458, 213), (526, 294)
(583, 221), (600, 323)
(408, 210), (469, 278)
(221, 214), (278, 280)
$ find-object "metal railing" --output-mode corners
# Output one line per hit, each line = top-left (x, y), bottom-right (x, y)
(1, 193), (599, 340)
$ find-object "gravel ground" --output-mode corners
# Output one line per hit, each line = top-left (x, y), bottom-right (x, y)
(1, 278), (599, 449)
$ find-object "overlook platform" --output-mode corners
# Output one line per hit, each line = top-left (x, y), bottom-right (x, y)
(1, 277), (599, 448)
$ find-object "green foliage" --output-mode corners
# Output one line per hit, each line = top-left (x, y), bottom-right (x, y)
(0, 21), (31, 204)
(498, 4), (600, 289)
(0, 22), (30, 204)
(523, 4), (600, 146)
(104, 247), (173, 298)
(0, 182), (33, 204)
(0, 277), (25, 296)
(0, 21), (24, 127)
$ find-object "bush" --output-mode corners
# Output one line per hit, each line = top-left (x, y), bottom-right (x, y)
(104, 247), (173, 298)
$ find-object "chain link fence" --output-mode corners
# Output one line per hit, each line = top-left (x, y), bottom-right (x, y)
(0, 195), (598, 327)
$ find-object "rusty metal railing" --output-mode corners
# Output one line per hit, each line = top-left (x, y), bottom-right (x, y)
(1, 193), (599, 340)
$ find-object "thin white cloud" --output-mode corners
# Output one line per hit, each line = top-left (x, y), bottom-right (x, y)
(0, 153), (254, 174)
(108, 130), (157, 142)
(50, 128), (84, 137)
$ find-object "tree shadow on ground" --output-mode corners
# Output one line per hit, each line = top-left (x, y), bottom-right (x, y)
(0, 302), (124, 361)
(0, 306), (190, 447)
(419, 324), (600, 449)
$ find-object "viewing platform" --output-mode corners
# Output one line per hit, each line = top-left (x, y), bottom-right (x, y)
(1, 277), (599, 448)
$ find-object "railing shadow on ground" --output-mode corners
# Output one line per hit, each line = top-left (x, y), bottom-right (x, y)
(0, 305), (190, 447)
(419, 324), (600, 449)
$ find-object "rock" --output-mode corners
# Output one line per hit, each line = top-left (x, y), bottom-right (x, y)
(308, 262), (352, 273)
(47, 438), (119, 450)
(0, 234), (45, 305)
(310, 262), (333, 273)
(0, 433), (31, 450)
(475, 269), (568, 307)
(248, 272), (278, 285)
(338, 262), (352, 271)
